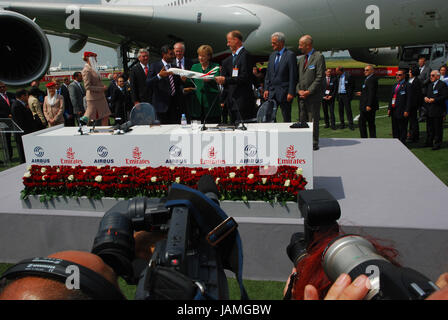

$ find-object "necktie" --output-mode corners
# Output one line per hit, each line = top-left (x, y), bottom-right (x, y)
(274, 52), (280, 72)
(303, 54), (308, 70)
(392, 83), (401, 108)
(167, 64), (176, 96)
(144, 66), (148, 76)
(177, 59), (182, 69)
(327, 77), (330, 88)
(232, 54), (237, 66)
(2, 94), (9, 106)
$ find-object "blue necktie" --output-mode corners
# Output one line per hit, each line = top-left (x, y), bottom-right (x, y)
(274, 52), (281, 72)
(232, 54), (237, 66)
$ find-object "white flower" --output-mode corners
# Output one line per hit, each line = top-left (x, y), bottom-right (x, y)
(170, 166), (176, 170)
(248, 174), (254, 179)
(23, 171), (31, 178)
(95, 175), (102, 183)
(140, 166), (147, 170)
(151, 176), (157, 182)
(56, 168), (60, 173)
(236, 166), (241, 170)
(41, 167), (46, 173)
(208, 167), (213, 171)
(191, 170), (197, 175)
(215, 178), (220, 184)
(229, 172), (236, 178)
(112, 168), (116, 172)
(27, 165), (32, 171)
(71, 166), (76, 169)
(122, 175), (128, 178)
(262, 177), (267, 184)
(97, 166), (101, 169)
(42, 175), (47, 181)
(296, 168), (303, 175)
(284, 179), (290, 187)
(175, 177), (180, 183)
(68, 175), (74, 181)
(83, 169), (87, 173)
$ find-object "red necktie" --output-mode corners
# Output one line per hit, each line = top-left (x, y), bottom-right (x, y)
(303, 55), (308, 70)
(144, 66), (148, 76)
(392, 83), (400, 108)
(2, 94), (9, 106)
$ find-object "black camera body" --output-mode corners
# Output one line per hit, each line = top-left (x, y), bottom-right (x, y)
(286, 189), (439, 300)
(91, 177), (246, 300)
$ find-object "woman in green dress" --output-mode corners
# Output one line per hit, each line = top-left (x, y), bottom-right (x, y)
(189, 45), (222, 123)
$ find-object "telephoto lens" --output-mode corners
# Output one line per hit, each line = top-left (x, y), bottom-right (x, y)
(286, 232), (308, 266)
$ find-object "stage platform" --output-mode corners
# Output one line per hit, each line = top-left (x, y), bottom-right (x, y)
(0, 138), (447, 283)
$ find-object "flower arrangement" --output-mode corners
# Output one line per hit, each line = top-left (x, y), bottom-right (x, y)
(22, 165), (307, 203)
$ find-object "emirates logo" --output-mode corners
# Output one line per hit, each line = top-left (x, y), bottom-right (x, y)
(66, 147), (75, 160)
(132, 147), (142, 160)
(208, 146), (217, 159)
(286, 145), (297, 159)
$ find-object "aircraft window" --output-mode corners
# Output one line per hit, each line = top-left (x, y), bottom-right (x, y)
(402, 47), (431, 62)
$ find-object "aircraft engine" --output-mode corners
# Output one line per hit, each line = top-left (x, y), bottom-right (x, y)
(0, 10), (51, 86)
(348, 47), (400, 66)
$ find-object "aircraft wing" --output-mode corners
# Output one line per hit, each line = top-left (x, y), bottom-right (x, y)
(0, 2), (260, 53)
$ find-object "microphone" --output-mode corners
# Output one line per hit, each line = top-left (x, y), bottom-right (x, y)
(197, 174), (220, 206)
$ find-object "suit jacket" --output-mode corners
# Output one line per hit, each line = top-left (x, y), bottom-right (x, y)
(388, 81), (411, 119)
(336, 72), (355, 100)
(264, 48), (297, 104)
(11, 100), (35, 134)
(221, 47), (255, 117)
(146, 60), (184, 113)
(418, 64), (431, 92)
(359, 75), (379, 112)
(323, 75), (337, 101)
(0, 92), (15, 118)
(175, 57), (193, 71)
(425, 80), (447, 117)
(68, 81), (86, 114)
(111, 85), (133, 120)
(408, 77), (423, 112)
(130, 63), (151, 104)
(60, 84), (73, 117)
(296, 50), (326, 101)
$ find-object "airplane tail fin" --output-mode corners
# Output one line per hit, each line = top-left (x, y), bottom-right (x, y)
(201, 66), (220, 77)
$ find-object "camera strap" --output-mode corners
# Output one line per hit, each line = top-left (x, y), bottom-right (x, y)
(165, 183), (249, 300)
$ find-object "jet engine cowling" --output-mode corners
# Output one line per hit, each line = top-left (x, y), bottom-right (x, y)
(348, 47), (400, 66)
(0, 10), (51, 86)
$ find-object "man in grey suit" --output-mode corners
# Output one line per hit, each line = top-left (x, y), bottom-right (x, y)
(263, 32), (297, 122)
(68, 71), (86, 125)
(295, 35), (326, 150)
(417, 56), (431, 122)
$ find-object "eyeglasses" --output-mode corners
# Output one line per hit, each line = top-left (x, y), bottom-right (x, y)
(396, 74), (404, 76)
(430, 74), (437, 77)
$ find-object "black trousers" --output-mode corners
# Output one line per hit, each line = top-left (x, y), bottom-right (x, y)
(337, 94), (354, 126)
(391, 116), (408, 145)
(14, 133), (25, 164)
(278, 101), (292, 122)
(322, 98), (336, 127)
(426, 116), (443, 147)
(359, 110), (376, 138)
(408, 108), (419, 141)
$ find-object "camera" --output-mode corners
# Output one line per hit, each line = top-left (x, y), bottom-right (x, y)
(286, 189), (439, 300)
(91, 175), (248, 300)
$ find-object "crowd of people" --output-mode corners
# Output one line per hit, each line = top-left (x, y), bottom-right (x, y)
(1, 30), (447, 164)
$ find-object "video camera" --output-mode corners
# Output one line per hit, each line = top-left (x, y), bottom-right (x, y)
(285, 189), (439, 300)
(91, 175), (248, 300)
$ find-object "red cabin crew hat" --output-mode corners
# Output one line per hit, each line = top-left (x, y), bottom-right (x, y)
(83, 51), (97, 59)
(45, 82), (57, 88)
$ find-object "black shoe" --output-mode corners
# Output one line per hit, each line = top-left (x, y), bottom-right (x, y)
(331, 125), (336, 130)
(313, 145), (320, 151)
(432, 146), (441, 150)
(349, 125), (355, 131)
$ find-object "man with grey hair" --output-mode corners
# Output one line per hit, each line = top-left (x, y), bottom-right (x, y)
(356, 64), (378, 138)
(424, 69), (447, 150)
(295, 34), (326, 150)
(263, 32), (297, 122)
(129, 48), (151, 105)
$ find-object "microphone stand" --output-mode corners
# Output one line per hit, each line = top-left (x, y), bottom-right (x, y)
(200, 83), (221, 131)
(234, 104), (247, 131)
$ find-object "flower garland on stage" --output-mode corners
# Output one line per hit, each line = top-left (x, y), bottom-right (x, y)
(21, 165), (307, 203)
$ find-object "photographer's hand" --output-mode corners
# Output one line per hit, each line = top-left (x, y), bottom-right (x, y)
(304, 273), (371, 300)
(134, 231), (166, 262)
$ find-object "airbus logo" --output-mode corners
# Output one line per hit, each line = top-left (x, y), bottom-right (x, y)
(34, 146), (44, 158)
(244, 145), (258, 158)
(97, 146), (108, 158)
(169, 145), (182, 158)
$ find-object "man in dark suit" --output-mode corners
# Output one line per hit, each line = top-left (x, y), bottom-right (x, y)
(110, 76), (133, 122)
(130, 48), (152, 106)
(215, 30), (256, 124)
(0, 81), (15, 159)
(417, 56), (431, 122)
(68, 72), (86, 125)
(356, 65), (379, 138)
(407, 66), (423, 142)
(60, 77), (75, 126)
(388, 69), (411, 145)
(322, 68), (337, 129)
(295, 34), (326, 150)
(11, 90), (35, 163)
(424, 70), (447, 150)
(146, 45), (184, 124)
(263, 32), (297, 122)
(335, 66), (355, 130)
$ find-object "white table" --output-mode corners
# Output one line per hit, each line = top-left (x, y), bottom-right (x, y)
(23, 123), (314, 187)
